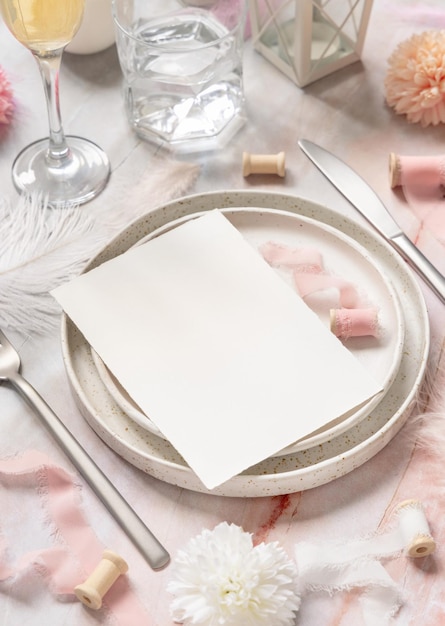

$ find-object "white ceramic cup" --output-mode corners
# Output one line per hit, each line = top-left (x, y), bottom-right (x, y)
(67, 0), (115, 55)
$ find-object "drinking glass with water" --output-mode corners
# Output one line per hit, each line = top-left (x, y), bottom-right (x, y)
(112, 0), (247, 151)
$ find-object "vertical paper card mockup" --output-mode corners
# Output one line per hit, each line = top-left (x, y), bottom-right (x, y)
(53, 210), (381, 489)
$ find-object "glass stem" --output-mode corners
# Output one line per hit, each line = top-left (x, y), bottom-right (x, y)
(33, 50), (72, 165)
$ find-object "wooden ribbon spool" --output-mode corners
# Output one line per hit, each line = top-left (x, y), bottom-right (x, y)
(242, 151), (286, 177)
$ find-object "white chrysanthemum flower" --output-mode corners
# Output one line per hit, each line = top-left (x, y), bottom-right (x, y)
(167, 522), (301, 626)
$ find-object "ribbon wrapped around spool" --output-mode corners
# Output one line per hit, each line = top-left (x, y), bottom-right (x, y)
(395, 499), (436, 557)
(389, 153), (445, 189)
(389, 152), (445, 245)
(330, 307), (379, 340)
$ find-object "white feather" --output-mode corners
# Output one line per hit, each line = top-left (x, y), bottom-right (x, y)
(93, 157), (201, 233)
(0, 194), (107, 334)
(396, 351), (445, 488)
(0, 158), (200, 335)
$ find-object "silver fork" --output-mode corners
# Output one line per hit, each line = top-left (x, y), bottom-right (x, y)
(0, 328), (169, 571)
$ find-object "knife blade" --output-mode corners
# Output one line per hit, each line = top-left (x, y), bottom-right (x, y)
(299, 139), (445, 304)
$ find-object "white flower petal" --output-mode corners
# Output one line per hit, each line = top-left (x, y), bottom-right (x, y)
(168, 522), (301, 626)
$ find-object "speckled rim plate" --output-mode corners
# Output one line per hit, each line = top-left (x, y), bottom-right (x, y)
(60, 191), (429, 497)
(90, 207), (405, 455)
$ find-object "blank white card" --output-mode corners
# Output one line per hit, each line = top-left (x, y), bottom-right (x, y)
(53, 210), (381, 489)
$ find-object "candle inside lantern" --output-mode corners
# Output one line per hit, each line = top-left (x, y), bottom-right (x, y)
(249, 0), (373, 88)
(281, 19), (341, 61)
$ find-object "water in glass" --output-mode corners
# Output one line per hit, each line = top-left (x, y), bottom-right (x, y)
(116, 10), (245, 149)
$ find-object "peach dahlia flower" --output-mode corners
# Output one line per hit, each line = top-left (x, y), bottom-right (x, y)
(385, 30), (445, 127)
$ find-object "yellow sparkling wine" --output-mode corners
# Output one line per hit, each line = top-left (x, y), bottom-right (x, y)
(0, 0), (85, 53)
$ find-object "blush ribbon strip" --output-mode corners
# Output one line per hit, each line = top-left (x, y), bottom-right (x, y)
(260, 241), (361, 308)
(260, 241), (324, 272)
(0, 449), (151, 624)
(293, 273), (359, 308)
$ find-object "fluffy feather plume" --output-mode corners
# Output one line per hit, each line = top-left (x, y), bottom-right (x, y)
(0, 194), (107, 334)
(396, 344), (445, 491)
(93, 157), (200, 233)
(0, 158), (200, 335)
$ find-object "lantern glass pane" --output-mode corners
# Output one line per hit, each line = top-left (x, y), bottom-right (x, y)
(249, 0), (373, 86)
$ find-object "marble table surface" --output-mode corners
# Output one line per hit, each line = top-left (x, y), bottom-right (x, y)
(1, 1), (445, 624)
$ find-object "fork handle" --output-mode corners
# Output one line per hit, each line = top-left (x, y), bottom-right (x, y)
(9, 372), (170, 571)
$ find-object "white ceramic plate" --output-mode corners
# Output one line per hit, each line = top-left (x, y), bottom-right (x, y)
(91, 348), (163, 436)
(90, 207), (405, 454)
(60, 191), (429, 497)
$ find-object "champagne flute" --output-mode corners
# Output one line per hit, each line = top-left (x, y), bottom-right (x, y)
(0, 0), (110, 205)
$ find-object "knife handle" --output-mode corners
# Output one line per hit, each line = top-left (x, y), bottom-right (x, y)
(391, 233), (445, 304)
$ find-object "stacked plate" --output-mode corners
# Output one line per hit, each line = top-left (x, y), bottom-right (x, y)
(61, 191), (429, 497)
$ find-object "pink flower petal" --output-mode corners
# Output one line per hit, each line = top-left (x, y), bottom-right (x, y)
(0, 65), (14, 125)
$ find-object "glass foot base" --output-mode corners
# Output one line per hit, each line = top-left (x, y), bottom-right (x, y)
(12, 136), (111, 206)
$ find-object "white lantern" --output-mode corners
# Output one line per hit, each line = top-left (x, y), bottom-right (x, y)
(248, 0), (374, 87)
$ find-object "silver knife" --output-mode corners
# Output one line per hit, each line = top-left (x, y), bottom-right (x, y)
(299, 139), (445, 304)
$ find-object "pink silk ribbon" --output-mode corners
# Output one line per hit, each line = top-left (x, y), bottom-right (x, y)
(331, 308), (380, 340)
(260, 241), (360, 308)
(402, 185), (445, 245)
(0, 449), (152, 624)
(260, 241), (324, 272)
(293, 272), (359, 308)
(390, 153), (445, 246)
